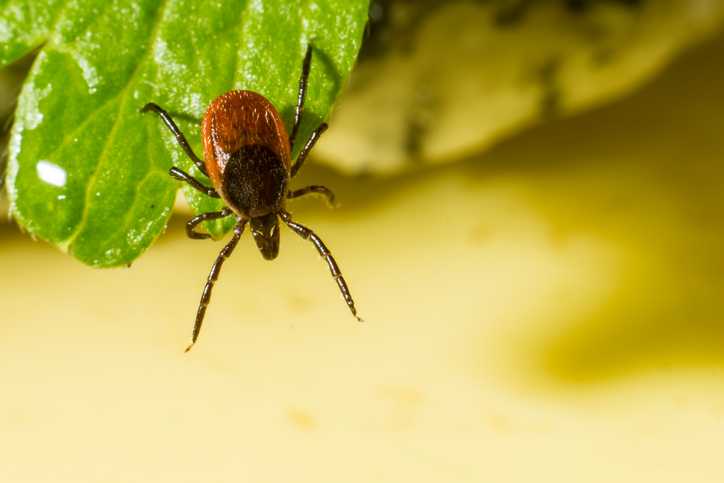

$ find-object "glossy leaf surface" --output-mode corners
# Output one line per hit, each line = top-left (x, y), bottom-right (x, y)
(2, 0), (368, 267)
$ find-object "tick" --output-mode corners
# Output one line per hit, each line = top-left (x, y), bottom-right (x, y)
(142, 44), (363, 351)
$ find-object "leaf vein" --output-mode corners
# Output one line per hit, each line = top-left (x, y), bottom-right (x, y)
(66, 0), (171, 248)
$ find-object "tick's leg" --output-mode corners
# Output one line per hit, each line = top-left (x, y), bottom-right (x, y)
(185, 208), (233, 240)
(287, 185), (337, 207)
(290, 123), (328, 178)
(280, 212), (363, 322)
(289, 44), (313, 152)
(186, 219), (247, 352)
(141, 102), (208, 176)
(169, 167), (220, 198)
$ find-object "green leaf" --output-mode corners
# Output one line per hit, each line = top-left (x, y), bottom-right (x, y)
(3, 0), (369, 267)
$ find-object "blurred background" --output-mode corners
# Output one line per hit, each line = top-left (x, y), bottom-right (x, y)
(2, 0), (724, 481)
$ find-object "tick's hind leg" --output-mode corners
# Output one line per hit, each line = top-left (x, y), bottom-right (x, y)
(170, 167), (220, 198)
(185, 208), (233, 240)
(289, 44), (314, 152)
(290, 123), (328, 178)
(287, 185), (337, 207)
(141, 103), (208, 176)
(186, 219), (247, 352)
(287, 44), (329, 178)
(280, 213), (363, 322)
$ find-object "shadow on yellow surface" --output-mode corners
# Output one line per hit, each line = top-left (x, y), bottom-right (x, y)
(482, 29), (724, 386)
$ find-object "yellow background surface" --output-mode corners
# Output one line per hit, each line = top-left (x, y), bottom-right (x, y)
(1, 33), (723, 482)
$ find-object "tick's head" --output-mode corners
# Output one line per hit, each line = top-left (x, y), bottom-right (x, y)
(250, 212), (280, 260)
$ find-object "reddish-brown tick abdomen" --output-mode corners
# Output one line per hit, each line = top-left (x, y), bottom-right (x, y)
(201, 90), (292, 196)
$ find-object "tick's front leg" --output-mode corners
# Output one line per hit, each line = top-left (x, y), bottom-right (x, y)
(280, 212), (363, 323)
(170, 167), (220, 198)
(141, 103), (208, 176)
(185, 208), (233, 240)
(287, 185), (337, 207)
(186, 219), (247, 352)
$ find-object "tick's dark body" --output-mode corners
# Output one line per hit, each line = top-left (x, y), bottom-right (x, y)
(142, 45), (362, 351)
(203, 90), (291, 219)
(224, 144), (288, 217)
